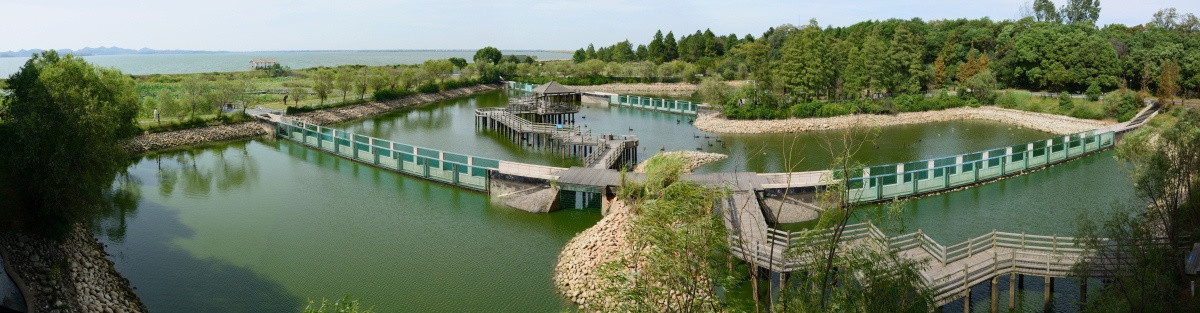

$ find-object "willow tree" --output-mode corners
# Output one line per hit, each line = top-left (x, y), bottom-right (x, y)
(0, 51), (139, 239)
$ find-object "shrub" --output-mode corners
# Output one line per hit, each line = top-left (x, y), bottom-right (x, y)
(1070, 105), (1103, 119)
(1085, 82), (1102, 101)
(417, 82), (440, 94)
(373, 88), (415, 101)
(1058, 92), (1074, 111)
(1102, 90), (1144, 122)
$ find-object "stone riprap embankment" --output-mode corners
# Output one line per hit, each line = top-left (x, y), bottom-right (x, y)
(123, 121), (274, 155)
(122, 84), (502, 155)
(553, 200), (632, 309)
(632, 151), (728, 173)
(567, 81), (743, 98)
(695, 106), (1113, 135)
(0, 225), (145, 313)
(290, 84), (500, 125)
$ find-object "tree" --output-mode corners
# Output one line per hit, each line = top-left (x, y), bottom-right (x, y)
(572, 48), (587, 63)
(664, 32), (679, 62)
(1033, 0), (1061, 22)
(354, 68), (369, 100)
(334, 68), (354, 103)
(0, 51), (139, 239)
(473, 46), (502, 65)
(155, 89), (181, 120)
(1156, 59), (1181, 105)
(648, 30), (665, 63)
(369, 68), (389, 94)
(779, 20), (832, 101)
(1058, 90), (1075, 110)
(313, 69), (333, 105)
(181, 78), (209, 119)
(965, 69), (999, 103)
(1063, 0), (1101, 24)
(1085, 81), (1102, 101)
(888, 24), (925, 94)
(447, 57), (468, 69)
(289, 87), (307, 106)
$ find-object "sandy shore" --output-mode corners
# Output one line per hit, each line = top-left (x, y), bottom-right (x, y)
(694, 106), (1114, 135)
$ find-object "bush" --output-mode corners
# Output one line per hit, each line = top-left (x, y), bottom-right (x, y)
(417, 82), (440, 94)
(1058, 92), (1074, 111)
(1102, 90), (1143, 122)
(1070, 105), (1104, 119)
(1085, 82), (1102, 101)
(373, 88), (415, 101)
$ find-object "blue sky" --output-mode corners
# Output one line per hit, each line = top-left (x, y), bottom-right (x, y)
(2, 0), (1197, 51)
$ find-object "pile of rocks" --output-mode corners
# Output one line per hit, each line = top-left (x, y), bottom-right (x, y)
(633, 151), (728, 173)
(0, 225), (145, 313)
(292, 84), (500, 125)
(694, 106), (1113, 135)
(553, 200), (632, 309)
(122, 84), (502, 155)
(123, 121), (273, 154)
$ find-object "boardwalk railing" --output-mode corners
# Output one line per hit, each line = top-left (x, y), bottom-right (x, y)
(844, 130), (1115, 203)
(615, 94), (699, 115)
(506, 80), (700, 116)
(276, 119), (499, 191)
(728, 222), (1119, 306)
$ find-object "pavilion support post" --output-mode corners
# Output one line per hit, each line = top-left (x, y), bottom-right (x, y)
(1009, 273), (1018, 309)
(1043, 276), (1054, 313)
(991, 276), (999, 313)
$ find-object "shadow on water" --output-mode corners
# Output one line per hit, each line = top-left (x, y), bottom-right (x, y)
(101, 201), (303, 313)
(97, 141), (300, 312)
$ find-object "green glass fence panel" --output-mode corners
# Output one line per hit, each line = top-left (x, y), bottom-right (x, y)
(473, 158), (500, 169)
(417, 147), (440, 159)
(443, 152), (469, 164)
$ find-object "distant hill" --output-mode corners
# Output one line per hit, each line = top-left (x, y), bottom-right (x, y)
(0, 47), (222, 58)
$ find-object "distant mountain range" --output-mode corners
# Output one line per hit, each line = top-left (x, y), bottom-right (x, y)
(0, 46), (221, 58)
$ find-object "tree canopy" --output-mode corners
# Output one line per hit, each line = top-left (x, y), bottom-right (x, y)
(473, 46), (502, 65)
(0, 51), (140, 239)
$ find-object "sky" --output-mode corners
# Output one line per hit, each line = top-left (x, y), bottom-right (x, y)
(2, 0), (1198, 52)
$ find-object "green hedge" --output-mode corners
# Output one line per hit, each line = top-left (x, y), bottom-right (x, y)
(142, 113), (253, 133)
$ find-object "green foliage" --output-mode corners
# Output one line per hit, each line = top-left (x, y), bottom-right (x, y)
(1101, 90), (1143, 122)
(473, 46), (503, 65)
(1085, 82), (1102, 101)
(695, 77), (733, 108)
(265, 63), (291, 78)
(302, 296), (375, 313)
(594, 154), (733, 312)
(1076, 110), (1200, 310)
(964, 69), (999, 104)
(447, 57), (468, 69)
(417, 82), (440, 94)
(371, 88), (414, 101)
(0, 51), (140, 239)
(142, 113), (252, 133)
(1058, 92), (1075, 110)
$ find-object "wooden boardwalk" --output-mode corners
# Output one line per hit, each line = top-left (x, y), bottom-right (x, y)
(728, 219), (1116, 307)
(475, 107), (638, 169)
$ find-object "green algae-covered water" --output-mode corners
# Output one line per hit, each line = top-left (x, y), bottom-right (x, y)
(99, 91), (1136, 312)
